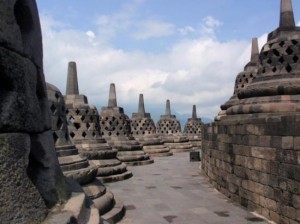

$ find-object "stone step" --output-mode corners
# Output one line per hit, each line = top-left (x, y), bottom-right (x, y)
(97, 170), (133, 183)
(64, 165), (98, 185)
(45, 181), (100, 224)
(56, 145), (79, 157)
(101, 194), (126, 224)
(125, 158), (154, 166)
(60, 158), (90, 172)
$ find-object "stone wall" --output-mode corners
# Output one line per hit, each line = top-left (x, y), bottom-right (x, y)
(202, 115), (300, 223)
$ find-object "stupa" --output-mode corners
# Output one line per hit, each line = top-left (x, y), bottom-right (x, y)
(100, 84), (154, 165)
(183, 105), (202, 151)
(48, 82), (125, 223)
(64, 62), (132, 183)
(156, 100), (193, 152)
(131, 94), (173, 157)
(215, 38), (260, 120)
(0, 1), (99, 223)
(225, 0), (300, 118)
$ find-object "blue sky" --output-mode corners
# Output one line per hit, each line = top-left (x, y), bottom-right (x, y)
(36, 0), (300, 121)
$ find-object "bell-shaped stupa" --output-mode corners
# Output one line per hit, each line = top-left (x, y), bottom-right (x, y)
(215, 38), (260, 120)
(100, 84), (154, 165)
(64, 62), (132, 183)
(157, 100), (193, 152)
(225, 0), (300, 119)
(47, 82), (126, 223)
(183, 105), (202, 151)
(131, 94), (173, 157)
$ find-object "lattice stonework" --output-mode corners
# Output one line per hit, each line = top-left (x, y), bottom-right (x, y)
(259, 39), (300, 76)
(48, 86), (70, 146)
(66, 106), (101, 141)
(183, 120), (202, 135)
(156, 119), (181, 134)
(234, 71), (256, 95)
(100, 114), (131, 137)
(131, 118), (156, 136)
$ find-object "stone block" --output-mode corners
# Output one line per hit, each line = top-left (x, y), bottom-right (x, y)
(190, 151), (200, 162)
(0, 133), (47, 223)
(279, 205), (296, 220)
(292, 194), (300, 209)
(293, 137), (300, 150)
(251, 147), (277, 160)
(282, 137), (294, 150)
(259, 196), (277, 211)
(269, 211), (280, 223)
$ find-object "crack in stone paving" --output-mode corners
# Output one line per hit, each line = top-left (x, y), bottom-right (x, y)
(214, 211), (230, 217)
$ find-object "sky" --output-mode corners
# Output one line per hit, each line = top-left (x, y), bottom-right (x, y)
(36, 0), (300, 121)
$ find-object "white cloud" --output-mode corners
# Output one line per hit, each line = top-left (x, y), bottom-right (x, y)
(132, 20), (175, 40)
(178, 26), (196, 36)
(40, 14), (267, 120)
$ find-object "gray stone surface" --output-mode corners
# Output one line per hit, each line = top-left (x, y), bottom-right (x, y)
(0, 133), (47, 223)
(108, 153), (269, 224)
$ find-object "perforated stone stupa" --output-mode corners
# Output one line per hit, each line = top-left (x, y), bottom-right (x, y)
(215, 38), (260, 121)
(131, 94), (172, 157)
(64, 62), (132, 183)
(183, 105), (202, 151)
(225, 0), (300, 118)
(100, 84), (154, 165)
(157, 100), (193, 152)
(48, 82), (125, 223)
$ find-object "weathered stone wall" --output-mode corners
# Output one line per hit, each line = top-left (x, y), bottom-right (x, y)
(202, 115), (300, 223)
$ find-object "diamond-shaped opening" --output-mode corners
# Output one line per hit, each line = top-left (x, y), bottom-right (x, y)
(108, 132), (112, 136)
(267, 58), (272, 64)
(54, 92), (60, 99)
(105, 126), (108, 130)
(66, 109), (69, 114)
(245, 78), (249, 83)
(76, 109), (80, 115)
(286, 47), (293, 55)
(279, 41), (285, 47)
(50, 103), (56, 114)
(86, 123), (90, 129)
(116, 132), (120, 136)
(142, 131), (145, 135)
(53, 132), (59, 143)
(74, 122), (81, 130)
(279, 56), (284, 64)
(85, 109), (89, 114)
(109, 121), (112, 125)
(292, 40), (298, 45)
(286, 64), (292, 73)
(92, 132), (96, 137)
(272, 67), (277, 73)
(57, 117), (63, 129)
(293, 55), (299, 63)
(263, 51), (268, 56)
(70, 132), (75, 138)
(82, 132), (87, 138)
(273, 49), (280, 56)
(80, 115), (85, 121)
(69, 116), (75, 123)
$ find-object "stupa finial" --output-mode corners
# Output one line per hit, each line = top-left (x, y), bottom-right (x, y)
(138, 94), (145, 115)
(250, 38), (259, 62)
(192, 105), (197, 119)
(66, 61), (79, 95)
(280, 0), (295, 28)
(165, 99), (171, 116)
(108, 83), (117, 107)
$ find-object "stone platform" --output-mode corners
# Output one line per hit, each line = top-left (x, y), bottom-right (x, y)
(108, 153), (271, 224)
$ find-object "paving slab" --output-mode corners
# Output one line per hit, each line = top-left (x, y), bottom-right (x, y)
(107, 153), (272, 224)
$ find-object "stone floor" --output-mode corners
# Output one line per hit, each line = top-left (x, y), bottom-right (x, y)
(107, 153), (271, 224)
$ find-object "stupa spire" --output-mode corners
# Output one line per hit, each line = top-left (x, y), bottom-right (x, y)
(192, 105), (197, 120)
(280, 0), (295, 28)
(165, 99), (171, 116)
(66, 61), (79, 95)
(138, 94), (145, 115)
(250, 38), (259, 62)
(108, 83), (117, 107)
